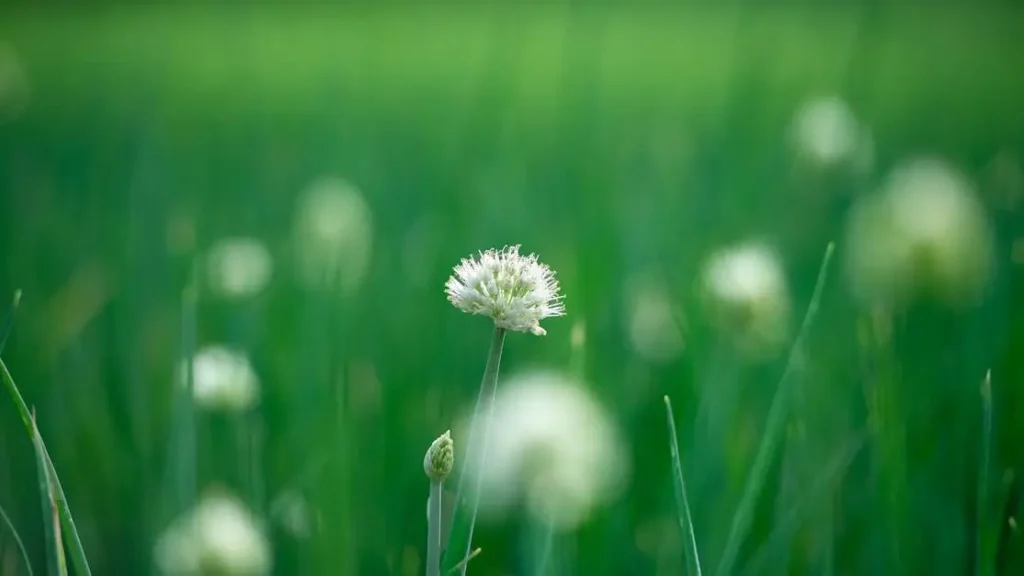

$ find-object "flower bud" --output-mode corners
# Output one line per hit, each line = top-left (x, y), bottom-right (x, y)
(424, 430), (454, 482)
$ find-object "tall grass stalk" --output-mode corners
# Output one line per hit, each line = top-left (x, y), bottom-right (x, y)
(0, 290), (92, 576)
(0, 504), (33, 576)
(739, 430), (867, 576)
(164, 271), (198, 521)
(33, 412), (68, 576)
(976, 369), (993, 576)
(0, 291), (32, 576)
(714, 241), (835, 576)
(0, 290), (19, 354)
(0, 357), (92, 576)
(442, 326), (506, 575)
(664, 395), (703, 576)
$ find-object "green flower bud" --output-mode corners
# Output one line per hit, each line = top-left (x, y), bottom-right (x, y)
(424, 430), (454, 482)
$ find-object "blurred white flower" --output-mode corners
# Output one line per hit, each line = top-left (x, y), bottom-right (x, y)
(154, 491), (271, 576)
(270, 490), (317, 539)
(292, 177), (373, 294)
(180, 345), (259, 411)
(459, 371), (628, 530)
(204, 237), (273, 298)
(625, 277), (685, 363)
(701, 242), (791, 356)
(445, 245), (565, 336)
(845, 157), (994, 306)
(791, 95), (871, 171)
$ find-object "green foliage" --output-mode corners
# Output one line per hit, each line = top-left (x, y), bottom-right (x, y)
(1, 5), (1023, 575)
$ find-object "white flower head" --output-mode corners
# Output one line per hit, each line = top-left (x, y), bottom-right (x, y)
(845, 156), (994, 306)
(458, 371), (629, 530)
(270, 490), (318, 540)
(625, 274), (685, 363)
(701, 242), (791, 357)
(154, 491), (271, 576)
(179, 345), (260, 412)
(445, 245), (565, 335)
(292, 177), (373, 295)
(791, 95), (862, 168)
(204, 237), (273, 298)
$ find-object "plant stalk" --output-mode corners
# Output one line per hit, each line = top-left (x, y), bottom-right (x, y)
(444, 325), (506, 575)
(427, 481), (444, 576)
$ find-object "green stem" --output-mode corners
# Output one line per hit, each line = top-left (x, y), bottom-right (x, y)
(0, 358), (93, 576)
(443, 325), (506, 575)
(532, 520), (556, 576)
(664, 395), (703, 576)
(427, 481), (443, 576)
(715, 241), (835, 576)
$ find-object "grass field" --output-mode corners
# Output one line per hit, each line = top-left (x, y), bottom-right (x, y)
(1, 5), (1024, 575)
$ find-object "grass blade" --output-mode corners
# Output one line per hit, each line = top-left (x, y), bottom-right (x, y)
(163, 274), (198, 522)
(0, 357), (93, 576)
(739, 430), (867, 576)
(0, 502), (33, 576)
(977, 369), (994, 576)
(714, 241), (835, 576)
(447, 548), (481, 575)
(32, 411), (67, 576)
(0, 291), (32, 576)
(664, 395), (703, 576)
(0, 290), (20, 355)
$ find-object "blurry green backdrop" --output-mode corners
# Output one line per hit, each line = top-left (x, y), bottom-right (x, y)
(2, 4), (1024, 575)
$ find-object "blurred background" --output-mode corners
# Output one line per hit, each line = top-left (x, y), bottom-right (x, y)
(2, 3), (1024, 575)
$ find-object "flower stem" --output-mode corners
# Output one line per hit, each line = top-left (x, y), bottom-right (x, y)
(443, 325), (506, 575)
(427, 481), (444, 576)
(531, 519), (556, 576)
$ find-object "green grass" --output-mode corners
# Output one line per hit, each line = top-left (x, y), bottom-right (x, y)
(1, 4), (1023, 575)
